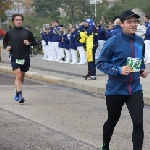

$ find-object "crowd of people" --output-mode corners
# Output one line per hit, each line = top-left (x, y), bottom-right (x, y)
(39, 14), (150, 80)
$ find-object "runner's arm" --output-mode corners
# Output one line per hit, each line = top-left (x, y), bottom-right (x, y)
(28, 31), (37, 46)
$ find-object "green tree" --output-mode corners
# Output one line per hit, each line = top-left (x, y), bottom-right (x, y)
(32, 0), (95, 25)
(60, 0), (94, 24)
(120, 0), (150, 16)
(24, 0), (150, 32)
(95, 0), (150, 25)
(93, 2), (108, 24)
(32, 0), (61, 20)
(103, 3), (123, 23)
(0, 0), (12, 28)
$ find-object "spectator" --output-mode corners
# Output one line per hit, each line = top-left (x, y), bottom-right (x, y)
(0, 28), (6, 39)
(135, 20), (146, 39)
(111, 18), (122, 36)
(80, 18), (98, 80)
(143, 16), (150, 28)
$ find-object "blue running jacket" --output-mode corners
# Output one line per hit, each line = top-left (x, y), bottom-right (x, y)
(96, 32), (145, 95)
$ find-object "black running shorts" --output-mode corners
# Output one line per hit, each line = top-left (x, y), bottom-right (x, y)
(10, 56), (30, 72)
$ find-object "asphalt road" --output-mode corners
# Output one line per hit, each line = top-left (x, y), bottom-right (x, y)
(0, 72), (41, 85)
(0, 72), (150, 150)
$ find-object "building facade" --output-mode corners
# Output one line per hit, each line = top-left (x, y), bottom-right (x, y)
(5, 0), (34, 23)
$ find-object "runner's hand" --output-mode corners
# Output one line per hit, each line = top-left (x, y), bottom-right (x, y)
(140, 70), (148, 78)
(122, 65), (132, 75)
(6, 46), (11, 51)
(24, 40), (30, 45)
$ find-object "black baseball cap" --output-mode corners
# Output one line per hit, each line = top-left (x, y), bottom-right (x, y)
(119, 10), (140, 22)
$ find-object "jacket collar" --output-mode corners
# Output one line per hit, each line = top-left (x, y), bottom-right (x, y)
(14, 26), (23, 30)
(114, 25), (121, 29)
(122, 31), (136, 41)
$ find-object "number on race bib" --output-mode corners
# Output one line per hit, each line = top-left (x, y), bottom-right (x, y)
(16, 59), (25, 65)
(126, 57), (142, 72)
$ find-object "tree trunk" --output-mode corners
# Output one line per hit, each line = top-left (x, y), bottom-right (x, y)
(0, 16), (1, 28)
(71, 6), (75, 25)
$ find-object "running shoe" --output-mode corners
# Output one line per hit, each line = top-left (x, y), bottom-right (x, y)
(100, 145), (110, 150)
(19, 97), (25, 103)
(14, 94), (19, 101)
(14, 89), (19, 101)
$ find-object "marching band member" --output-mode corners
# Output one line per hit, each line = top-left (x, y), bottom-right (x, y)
(69, 26), (78, 64)
(40, 27), (47, 59)
(58, 27), (65, 63)
(95, 21), (107, 60)
(52, 21), (61, 61)
(63, 28), (71, 63)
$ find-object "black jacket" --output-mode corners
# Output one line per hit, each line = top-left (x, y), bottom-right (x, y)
(3, 27), (37, 59)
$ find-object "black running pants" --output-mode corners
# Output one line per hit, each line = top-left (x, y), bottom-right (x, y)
(103, 91), (144, 150)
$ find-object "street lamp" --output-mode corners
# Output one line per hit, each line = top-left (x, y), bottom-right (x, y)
(89, 0), (103, 17)
(16, 0), (22, 13)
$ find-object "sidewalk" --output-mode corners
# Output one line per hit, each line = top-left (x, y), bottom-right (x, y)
(1, 49), (150, 105)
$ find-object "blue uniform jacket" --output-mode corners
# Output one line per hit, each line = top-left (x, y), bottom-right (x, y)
(98, 26), (107, 40)
(52, 26), (60, 42)
(69, 31), (77, 50)
(96, 32), (145, 95)
(111, 25), (122, 37)
(106, 29), (113, 39)
(40, 32), (46, 40)
(48, 30), (53, 42)
(145, 26), (150, 40)
(58, 35), (64, 48)
(145, 22), (150, 28)
(63, 34), (70, 50)
(40, 32), (48, 45)
(93, 28), (98, 52)
(44, 33), (49, 45)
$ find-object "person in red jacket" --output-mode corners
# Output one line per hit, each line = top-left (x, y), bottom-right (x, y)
(0, 28), (6, 39)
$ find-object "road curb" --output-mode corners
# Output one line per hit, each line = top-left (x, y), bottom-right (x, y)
(58, 79), (105, 95)
(0, 66), (14, 75)
(0, 66), (149, 105)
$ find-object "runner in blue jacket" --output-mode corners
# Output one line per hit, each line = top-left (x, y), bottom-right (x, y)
(97, 10), (148, 150)
(97, 31), (145, 95)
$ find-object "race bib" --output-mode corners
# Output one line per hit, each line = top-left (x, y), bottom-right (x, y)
(126, 57), (142, 72)
(16, 59), (25, 65)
